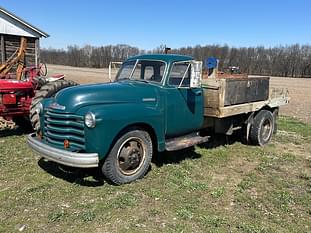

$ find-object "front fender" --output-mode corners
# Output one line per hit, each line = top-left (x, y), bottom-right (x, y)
(77, 103), (165, 160)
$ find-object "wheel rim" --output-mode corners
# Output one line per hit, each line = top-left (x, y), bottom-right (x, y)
(117, 137), (146, 176)
(261, 118), (272, 142)
(39, 63), (47, 76)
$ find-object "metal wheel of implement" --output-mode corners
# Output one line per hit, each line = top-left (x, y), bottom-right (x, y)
(0, 117), (16, 131)
(39, 63), (47, 77)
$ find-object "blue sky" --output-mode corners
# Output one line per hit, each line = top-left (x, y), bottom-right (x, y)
(1, 0), (310, 50)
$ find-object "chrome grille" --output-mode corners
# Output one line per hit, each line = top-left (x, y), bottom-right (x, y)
(44, 108), (85, 151)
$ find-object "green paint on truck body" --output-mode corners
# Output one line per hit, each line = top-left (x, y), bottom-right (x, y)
(40, 54), (204, 160)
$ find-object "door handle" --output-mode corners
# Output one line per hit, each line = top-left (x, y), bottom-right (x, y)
(193, 90), (202, 96)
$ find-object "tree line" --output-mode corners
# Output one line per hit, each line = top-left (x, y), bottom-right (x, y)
(41, 44), (311, 77)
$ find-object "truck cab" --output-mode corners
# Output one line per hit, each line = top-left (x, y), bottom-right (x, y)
(28, 54), (288, 185)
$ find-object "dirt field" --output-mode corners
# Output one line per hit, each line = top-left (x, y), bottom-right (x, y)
(269, 77), (311, 123)
(47, 64), (111, 84)
(48, 64), (311, 123)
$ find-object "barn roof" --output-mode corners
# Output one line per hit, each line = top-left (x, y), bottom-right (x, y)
(0, 6), (49, 38)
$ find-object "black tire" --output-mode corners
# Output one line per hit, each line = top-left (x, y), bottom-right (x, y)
(31, 76), (48, 90)
(250, 110), (274, 146)
(102, 129), (153, 185)
(30, 80), (78, 132)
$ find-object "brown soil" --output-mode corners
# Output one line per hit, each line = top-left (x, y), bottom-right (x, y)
(47, 64), (111, 84)
(269, 77), (311, 123)
(47, 64), (311, 123)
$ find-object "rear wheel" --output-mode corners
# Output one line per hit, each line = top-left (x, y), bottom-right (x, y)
(31, 76), (48, 90)
(102, 129), (153, 185)
(250, 110), (274, 146)
(30, 80), (78, 132)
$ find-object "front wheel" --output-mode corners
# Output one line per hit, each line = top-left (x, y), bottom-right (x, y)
(102, 129), (153, 185)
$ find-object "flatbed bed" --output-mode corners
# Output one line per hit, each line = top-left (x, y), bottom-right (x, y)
(202, 77), (289, 118)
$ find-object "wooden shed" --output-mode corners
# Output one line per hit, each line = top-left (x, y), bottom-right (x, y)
(0, 7), (49, 68)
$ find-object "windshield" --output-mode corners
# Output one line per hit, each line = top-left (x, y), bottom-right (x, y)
(115, 60), (166, 83)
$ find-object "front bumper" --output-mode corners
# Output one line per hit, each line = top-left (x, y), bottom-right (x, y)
(27, 133), (99, 168)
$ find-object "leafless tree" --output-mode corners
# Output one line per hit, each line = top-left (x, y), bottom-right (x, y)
(41, 44), (311, 78)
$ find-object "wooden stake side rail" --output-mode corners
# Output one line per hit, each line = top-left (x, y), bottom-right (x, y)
(202, 77), (289, 118)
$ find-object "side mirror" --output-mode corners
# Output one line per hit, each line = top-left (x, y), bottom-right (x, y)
(190, 61), (202, 88)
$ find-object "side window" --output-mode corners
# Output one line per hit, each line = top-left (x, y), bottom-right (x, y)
(129, 60), (165, 83)
(168, 62), (191, 87)
(144, 66), (154, 80)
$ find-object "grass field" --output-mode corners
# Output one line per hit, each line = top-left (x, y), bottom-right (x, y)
(0, 116), (310, 233)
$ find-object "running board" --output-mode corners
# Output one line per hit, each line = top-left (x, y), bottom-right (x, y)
(165, 132), (210, 151)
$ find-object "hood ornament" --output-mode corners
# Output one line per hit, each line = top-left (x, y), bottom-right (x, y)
(50, 102), (66, 110)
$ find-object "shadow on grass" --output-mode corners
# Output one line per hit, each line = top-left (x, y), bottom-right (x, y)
(37, 133), (245, 186)
(0, 125), (33, 137)
(38, 158), (105, 187)
(153, 147), (202, 167)
(153, 133), (244, 167)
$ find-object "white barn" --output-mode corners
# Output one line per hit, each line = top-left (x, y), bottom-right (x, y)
(0, 6), (49, 67)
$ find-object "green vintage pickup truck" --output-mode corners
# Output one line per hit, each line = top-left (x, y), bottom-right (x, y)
(27, 54), (289, 184)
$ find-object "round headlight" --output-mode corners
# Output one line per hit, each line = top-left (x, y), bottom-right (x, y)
(35, 102), (43, 114)
(85, 112), (96, 128)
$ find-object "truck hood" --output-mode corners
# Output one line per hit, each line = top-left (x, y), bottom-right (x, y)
(53, 81), (159, 112)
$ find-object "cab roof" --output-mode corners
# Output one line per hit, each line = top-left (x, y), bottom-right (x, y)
(126, 54), (193, 63)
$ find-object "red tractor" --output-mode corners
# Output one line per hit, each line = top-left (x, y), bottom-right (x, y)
(0, 64), (77, 131)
